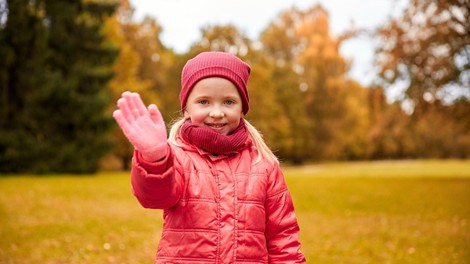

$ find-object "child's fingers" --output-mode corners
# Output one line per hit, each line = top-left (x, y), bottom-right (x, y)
(112, 109), (132, 136)
(131, 92), (149, 116)
(117, 97), (134, 122)
(148, 104), (164, 125)
(121, 92), (140, 119)
(124, 92), (148, 118)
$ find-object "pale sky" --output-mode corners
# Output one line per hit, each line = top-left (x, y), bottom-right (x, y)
(130, 0), (408, 86)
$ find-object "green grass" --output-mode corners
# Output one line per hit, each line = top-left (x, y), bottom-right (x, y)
(1, 160), (469, 263)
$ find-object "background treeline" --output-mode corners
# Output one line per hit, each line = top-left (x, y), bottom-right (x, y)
(0, 0), (469, 173)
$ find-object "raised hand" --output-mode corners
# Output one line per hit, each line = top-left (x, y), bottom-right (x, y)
(113, 91), (168, 161)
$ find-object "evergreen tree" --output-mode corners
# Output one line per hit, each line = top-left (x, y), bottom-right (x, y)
(0, 0), (117, 173)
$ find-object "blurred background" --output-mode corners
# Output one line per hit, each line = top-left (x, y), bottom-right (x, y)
(0, 0), (469, 173)
(1, 1), (469, 263)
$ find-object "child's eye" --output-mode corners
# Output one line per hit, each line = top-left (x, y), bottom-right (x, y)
(225, 100), (235, 105)
(198, 100), (208, 105)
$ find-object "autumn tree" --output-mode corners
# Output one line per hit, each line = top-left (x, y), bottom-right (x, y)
(260, 10), (313, 163)
(366, 86), (416, 158)
(376, 0), (469, 111)
(103, 0), (177, 170)
(126, 16), (180, 126)
(246, 50), (293, 159)
(376, 0), (470, 158)
(262, 5), (371, 160)
(103, 0), (150, 170)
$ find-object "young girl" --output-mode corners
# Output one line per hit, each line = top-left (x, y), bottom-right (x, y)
(113, 51), (306, 263)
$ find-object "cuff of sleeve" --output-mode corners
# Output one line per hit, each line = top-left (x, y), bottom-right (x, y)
(134, 144), (172, 174)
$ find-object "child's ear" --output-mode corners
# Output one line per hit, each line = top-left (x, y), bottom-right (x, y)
(183, 110), (190, 119)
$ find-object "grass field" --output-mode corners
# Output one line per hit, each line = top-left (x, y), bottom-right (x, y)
(1, 159), (469, 263)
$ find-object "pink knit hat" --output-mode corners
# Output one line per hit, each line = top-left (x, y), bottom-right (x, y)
(180, 51), (251, 114)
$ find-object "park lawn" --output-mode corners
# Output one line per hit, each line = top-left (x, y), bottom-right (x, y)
(1, 159), (469, 263)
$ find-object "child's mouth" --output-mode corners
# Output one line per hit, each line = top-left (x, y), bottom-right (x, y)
(206, 123), (226, 133)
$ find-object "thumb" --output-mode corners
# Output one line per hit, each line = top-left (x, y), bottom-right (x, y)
(148, 104), (164, 125)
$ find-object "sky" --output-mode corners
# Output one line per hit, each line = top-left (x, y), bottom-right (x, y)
(130, 0), (408, 86)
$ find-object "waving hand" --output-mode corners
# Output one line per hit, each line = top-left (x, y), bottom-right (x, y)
(113, 91), (168, 161)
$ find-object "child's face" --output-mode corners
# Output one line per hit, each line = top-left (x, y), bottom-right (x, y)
(184, 77), (244, 135)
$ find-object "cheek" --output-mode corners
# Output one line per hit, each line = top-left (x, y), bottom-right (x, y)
(184, 110), (206, 124)
(230, 110), (244, 121)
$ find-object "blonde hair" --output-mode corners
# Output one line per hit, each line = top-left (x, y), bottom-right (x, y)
(168, 118), (279, 164)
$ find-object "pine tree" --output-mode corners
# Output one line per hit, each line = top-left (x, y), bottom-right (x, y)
(0, 0), (117, 173)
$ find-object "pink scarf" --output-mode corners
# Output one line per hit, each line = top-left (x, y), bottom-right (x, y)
(181, 119), (249, 155)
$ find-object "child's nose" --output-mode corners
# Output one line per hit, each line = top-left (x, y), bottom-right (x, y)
(209, 106), (225, 118)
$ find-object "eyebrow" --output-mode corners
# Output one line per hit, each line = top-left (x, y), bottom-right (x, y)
(190, 96), (209, 102)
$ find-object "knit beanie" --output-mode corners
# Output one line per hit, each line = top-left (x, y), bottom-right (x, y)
(180, 51), (251, 114)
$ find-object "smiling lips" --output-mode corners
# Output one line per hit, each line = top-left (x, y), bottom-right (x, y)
(206, 123), (226, 132)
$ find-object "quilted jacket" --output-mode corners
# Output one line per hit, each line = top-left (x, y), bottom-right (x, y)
(131, 137), (306, 263)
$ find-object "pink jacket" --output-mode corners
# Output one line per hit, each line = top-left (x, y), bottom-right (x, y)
(131, 138), (306, 263)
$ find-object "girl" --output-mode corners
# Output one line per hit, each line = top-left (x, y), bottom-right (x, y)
(113, 51), (306, 263)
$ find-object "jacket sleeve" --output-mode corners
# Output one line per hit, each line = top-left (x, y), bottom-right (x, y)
(130, 143), (184, 210)
(264, 164), (306, 263)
